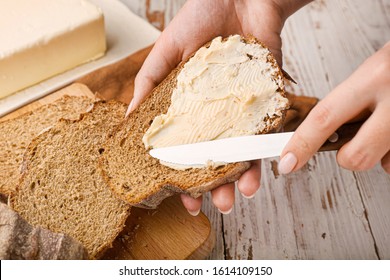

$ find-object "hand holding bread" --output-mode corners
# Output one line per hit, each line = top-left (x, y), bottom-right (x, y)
(127, 0), (310, 215)
(128, 0), (390, 216)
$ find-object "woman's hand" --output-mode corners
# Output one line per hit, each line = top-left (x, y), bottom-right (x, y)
(128, 0), (311, 215)
(278, 41), (390, 175)
(128, 0), (286, 114)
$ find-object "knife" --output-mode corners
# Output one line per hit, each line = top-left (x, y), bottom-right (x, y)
(149, 121), (363, 167)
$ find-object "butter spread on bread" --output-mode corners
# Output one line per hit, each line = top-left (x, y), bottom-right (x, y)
(0, 0), (106, 99)
(143, 35), (288, 170)
(99, 35), (289, 208)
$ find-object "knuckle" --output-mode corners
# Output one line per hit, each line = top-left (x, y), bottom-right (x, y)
(369, 53), (390, 86)
(310, 102), (334, 132)
(375, 59), (390, 78)
(338, 148), (376, 171)
(292, 130), (314, 156)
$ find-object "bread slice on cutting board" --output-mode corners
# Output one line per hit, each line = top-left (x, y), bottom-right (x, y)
(0, 95), (95, 196)
(10, 101), (130, 259)
(99, 35), (290, 208)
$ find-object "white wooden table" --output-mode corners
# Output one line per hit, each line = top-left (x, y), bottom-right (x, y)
(123, 0), (390, 260)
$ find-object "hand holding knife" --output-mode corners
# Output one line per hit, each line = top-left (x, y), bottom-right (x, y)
(150, 121), (363, 168)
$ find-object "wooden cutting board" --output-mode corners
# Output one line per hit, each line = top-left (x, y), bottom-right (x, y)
(0, 83), (215, 260)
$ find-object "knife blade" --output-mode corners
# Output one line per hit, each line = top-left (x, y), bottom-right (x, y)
(149, 121), (363, 167)
(150, 132), (294, 166)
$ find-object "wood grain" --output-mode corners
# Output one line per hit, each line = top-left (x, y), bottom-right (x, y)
(103, 195), (215, 260)
(124, 0), (390, 259)
(120, 0), (187, 30)
(354, 169), (390, 259)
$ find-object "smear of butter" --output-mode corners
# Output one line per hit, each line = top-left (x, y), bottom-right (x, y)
(159, 159), (228, 171)
(143, 35), (288, 170)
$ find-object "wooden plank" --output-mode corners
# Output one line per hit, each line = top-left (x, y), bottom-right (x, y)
(223, 155), (378, 259)
(201, 193), (225, 260)
(103, 195), (215, 260)
(283, 0), (390, 97)
(354, 167), (390, 259)
(120, 0), (186, 30)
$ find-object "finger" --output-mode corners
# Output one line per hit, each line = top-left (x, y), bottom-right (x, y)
(278, 78), (372, 174)
(237, 160), (261, 198)
(180, 194), (202, 216)
(126, 33), (184, 117)
(349, 108), (371, 123)
(211, 183), (235, 214)
(236, 1), (283, 65)
(381, 151), (390, 174)
(337, 103), (390, 171)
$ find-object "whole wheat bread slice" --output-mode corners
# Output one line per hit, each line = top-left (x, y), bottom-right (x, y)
(0, 95), (95, 196)
(0, 203), (88, 260)
(99, 35), (289, 208)
(10, 101), (130, 259)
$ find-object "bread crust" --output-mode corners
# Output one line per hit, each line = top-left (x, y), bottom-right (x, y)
(99, 35), (289, 209)
(0, 203), (89, 260)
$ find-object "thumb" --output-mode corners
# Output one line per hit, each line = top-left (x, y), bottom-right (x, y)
(126, 33), (183, 117)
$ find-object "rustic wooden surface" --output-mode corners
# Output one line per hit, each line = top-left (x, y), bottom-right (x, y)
(1, 83), (215, 260)
(122, 0), (390, 260)
(103, 195), (215, 260)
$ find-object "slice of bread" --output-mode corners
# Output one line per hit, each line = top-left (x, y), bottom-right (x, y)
(99, 35), (289, 208)
(0, 95), (95, 196)
(10, 101), (131, 259)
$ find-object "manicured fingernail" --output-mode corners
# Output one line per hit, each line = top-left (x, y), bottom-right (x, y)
(218, 207), (233, 215)
(278, 152), (298, 174)
(125, 99), (135, 117)
(187, 209), (200, 216)
(242, 193), (256, 199)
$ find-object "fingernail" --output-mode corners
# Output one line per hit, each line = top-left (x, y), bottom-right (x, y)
(218, 207), (233, 215)
(242, 193), (256, 199)
(125, 99), (135, 117)
(278, 152), (298, 174)
(187, 209), (200, 216)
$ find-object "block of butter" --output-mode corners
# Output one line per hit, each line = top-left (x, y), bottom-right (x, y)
(0, 0), (106, 99)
